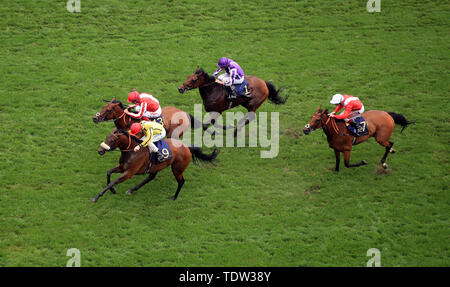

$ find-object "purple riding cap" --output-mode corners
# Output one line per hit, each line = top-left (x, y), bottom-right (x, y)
(212, 57), (245, 86)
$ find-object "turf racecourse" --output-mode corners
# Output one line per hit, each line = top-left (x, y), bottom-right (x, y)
(0, 0), (448, 267)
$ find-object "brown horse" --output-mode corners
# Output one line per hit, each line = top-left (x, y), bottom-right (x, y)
(303, 106), (413, 171)
(92, 99), (200, 138)
(93, 130), (218, 202)
(178, 67), (288, 136)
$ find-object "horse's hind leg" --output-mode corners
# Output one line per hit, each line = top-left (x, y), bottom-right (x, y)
(107, 165), (121, 194)
(126, 172), (157, 195)
(343, 150), (367, 169)
(170, 175), (185, 201)
(380, 141), (394, 169)
(233, 112), (256, 137)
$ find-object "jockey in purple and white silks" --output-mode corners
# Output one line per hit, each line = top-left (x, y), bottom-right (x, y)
(212, 57), (246, 87)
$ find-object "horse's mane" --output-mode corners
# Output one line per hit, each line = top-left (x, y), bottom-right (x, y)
(111, 99), (126, 110)
(195, 68), (215, 82)
(318, 108), (329, 114)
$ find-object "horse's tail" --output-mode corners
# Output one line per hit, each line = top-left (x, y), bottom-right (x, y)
(187, 113), (209, 130)
(189, 147), (219, 163)
(265, 81), (288, 105)
(387, 112), (415, 133)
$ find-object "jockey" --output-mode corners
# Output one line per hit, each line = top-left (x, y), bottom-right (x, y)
(329, 94), (365, 121)
(130, 121), (166, 161)
(329, 94), (365, 133)
(212, 57), (247, 98)
(125, 91), (163, 125)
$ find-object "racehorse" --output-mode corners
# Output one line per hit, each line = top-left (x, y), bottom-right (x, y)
(93, 129), (218, 202)
(303, 106), (413, 171)
(178, 67), (288, 136)
(92, 99), (202, 138)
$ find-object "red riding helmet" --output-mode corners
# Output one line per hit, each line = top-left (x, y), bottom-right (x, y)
(127, 91), (140, 103)
(130, 123), (142, 135)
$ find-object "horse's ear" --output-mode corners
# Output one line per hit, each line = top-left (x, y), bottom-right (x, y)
(195, 66), (199, 71)
(317, 105), (322, 112)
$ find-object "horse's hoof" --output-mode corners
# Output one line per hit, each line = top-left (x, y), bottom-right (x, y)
(170, 196), (177, 201)
(390, 148), (396, 153)
(382, 162), (388, 169)
(126, 190), (133, 195)
(91, 198), (98, 203)
(361, 160), (367, 165)
(110, 189), (116, 194)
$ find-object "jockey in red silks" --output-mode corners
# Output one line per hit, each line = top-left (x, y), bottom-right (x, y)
(328, 94), (365, 122)
(125, 91), (164, 125)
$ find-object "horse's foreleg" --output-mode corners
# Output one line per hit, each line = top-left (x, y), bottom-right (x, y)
(381, 141), (394, 169)
(126, 172), (157, 195)
(233, 112), (256, 137)
(92, 172), (133, 203)
(343, 150), (367, 169)
(107, 165), (121, 194)
(334, 149), (340, 172)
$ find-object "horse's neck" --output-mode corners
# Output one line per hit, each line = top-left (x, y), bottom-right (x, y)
(322, 118), (346, 139)
(199, 84), (226, 109)
(118, 135), (137, 150)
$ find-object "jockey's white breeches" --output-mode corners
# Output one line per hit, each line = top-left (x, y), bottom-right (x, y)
(140, 128), (166, 152)
(343, 105), (365, 122)
(218, 74), (245, 86)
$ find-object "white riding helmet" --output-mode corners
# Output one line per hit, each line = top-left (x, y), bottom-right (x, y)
(330, 94), (344, 104)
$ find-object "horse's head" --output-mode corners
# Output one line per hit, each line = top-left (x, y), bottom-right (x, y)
(93, 99), (126, 124)
(178, 67), (213, 94)
(303, 106), (328, 135)
(97, 130), (130, 155)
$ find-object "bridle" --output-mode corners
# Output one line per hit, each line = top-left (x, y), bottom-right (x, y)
(101, 132), (133, 152)
(96, 105), (130, 127)
(183, 73), (216, 91)
(305, 113), (340, 134)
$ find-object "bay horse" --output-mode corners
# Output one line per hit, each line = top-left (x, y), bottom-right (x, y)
(178, 67), (288, 136)
(92, 99), (202, 138)
(303, 106), (413, 171)
(93, 130), (218, 202)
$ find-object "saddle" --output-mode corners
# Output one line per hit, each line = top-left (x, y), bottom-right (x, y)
(145, 139), (173, 173)
(226, 79), (252, 100)
(346, 115), (369, 137)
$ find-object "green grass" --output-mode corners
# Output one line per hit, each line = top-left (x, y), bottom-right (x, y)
(0, 0), (448, 266)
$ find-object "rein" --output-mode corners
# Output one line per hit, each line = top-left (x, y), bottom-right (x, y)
(105, 133), (134, 152)
(325, 116), (340, 134)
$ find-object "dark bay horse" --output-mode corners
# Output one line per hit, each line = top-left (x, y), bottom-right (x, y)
(303, 106), (413, 171)
(92, 99), (201, 138)
(178, 67), (288, 136)
(93, 130), (218, 202)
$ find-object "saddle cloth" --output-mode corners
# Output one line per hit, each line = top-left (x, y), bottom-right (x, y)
(346, 115), (369, 137)
(150, 139), (173, 164)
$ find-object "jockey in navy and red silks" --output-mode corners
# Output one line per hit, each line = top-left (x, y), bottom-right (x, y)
(212, 57), (246, 87)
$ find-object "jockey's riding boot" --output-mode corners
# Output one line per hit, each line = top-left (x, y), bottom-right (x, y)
(155, 150), (165, 161)
(350, 121), (359, 135)
(229, 86), (239, 100)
